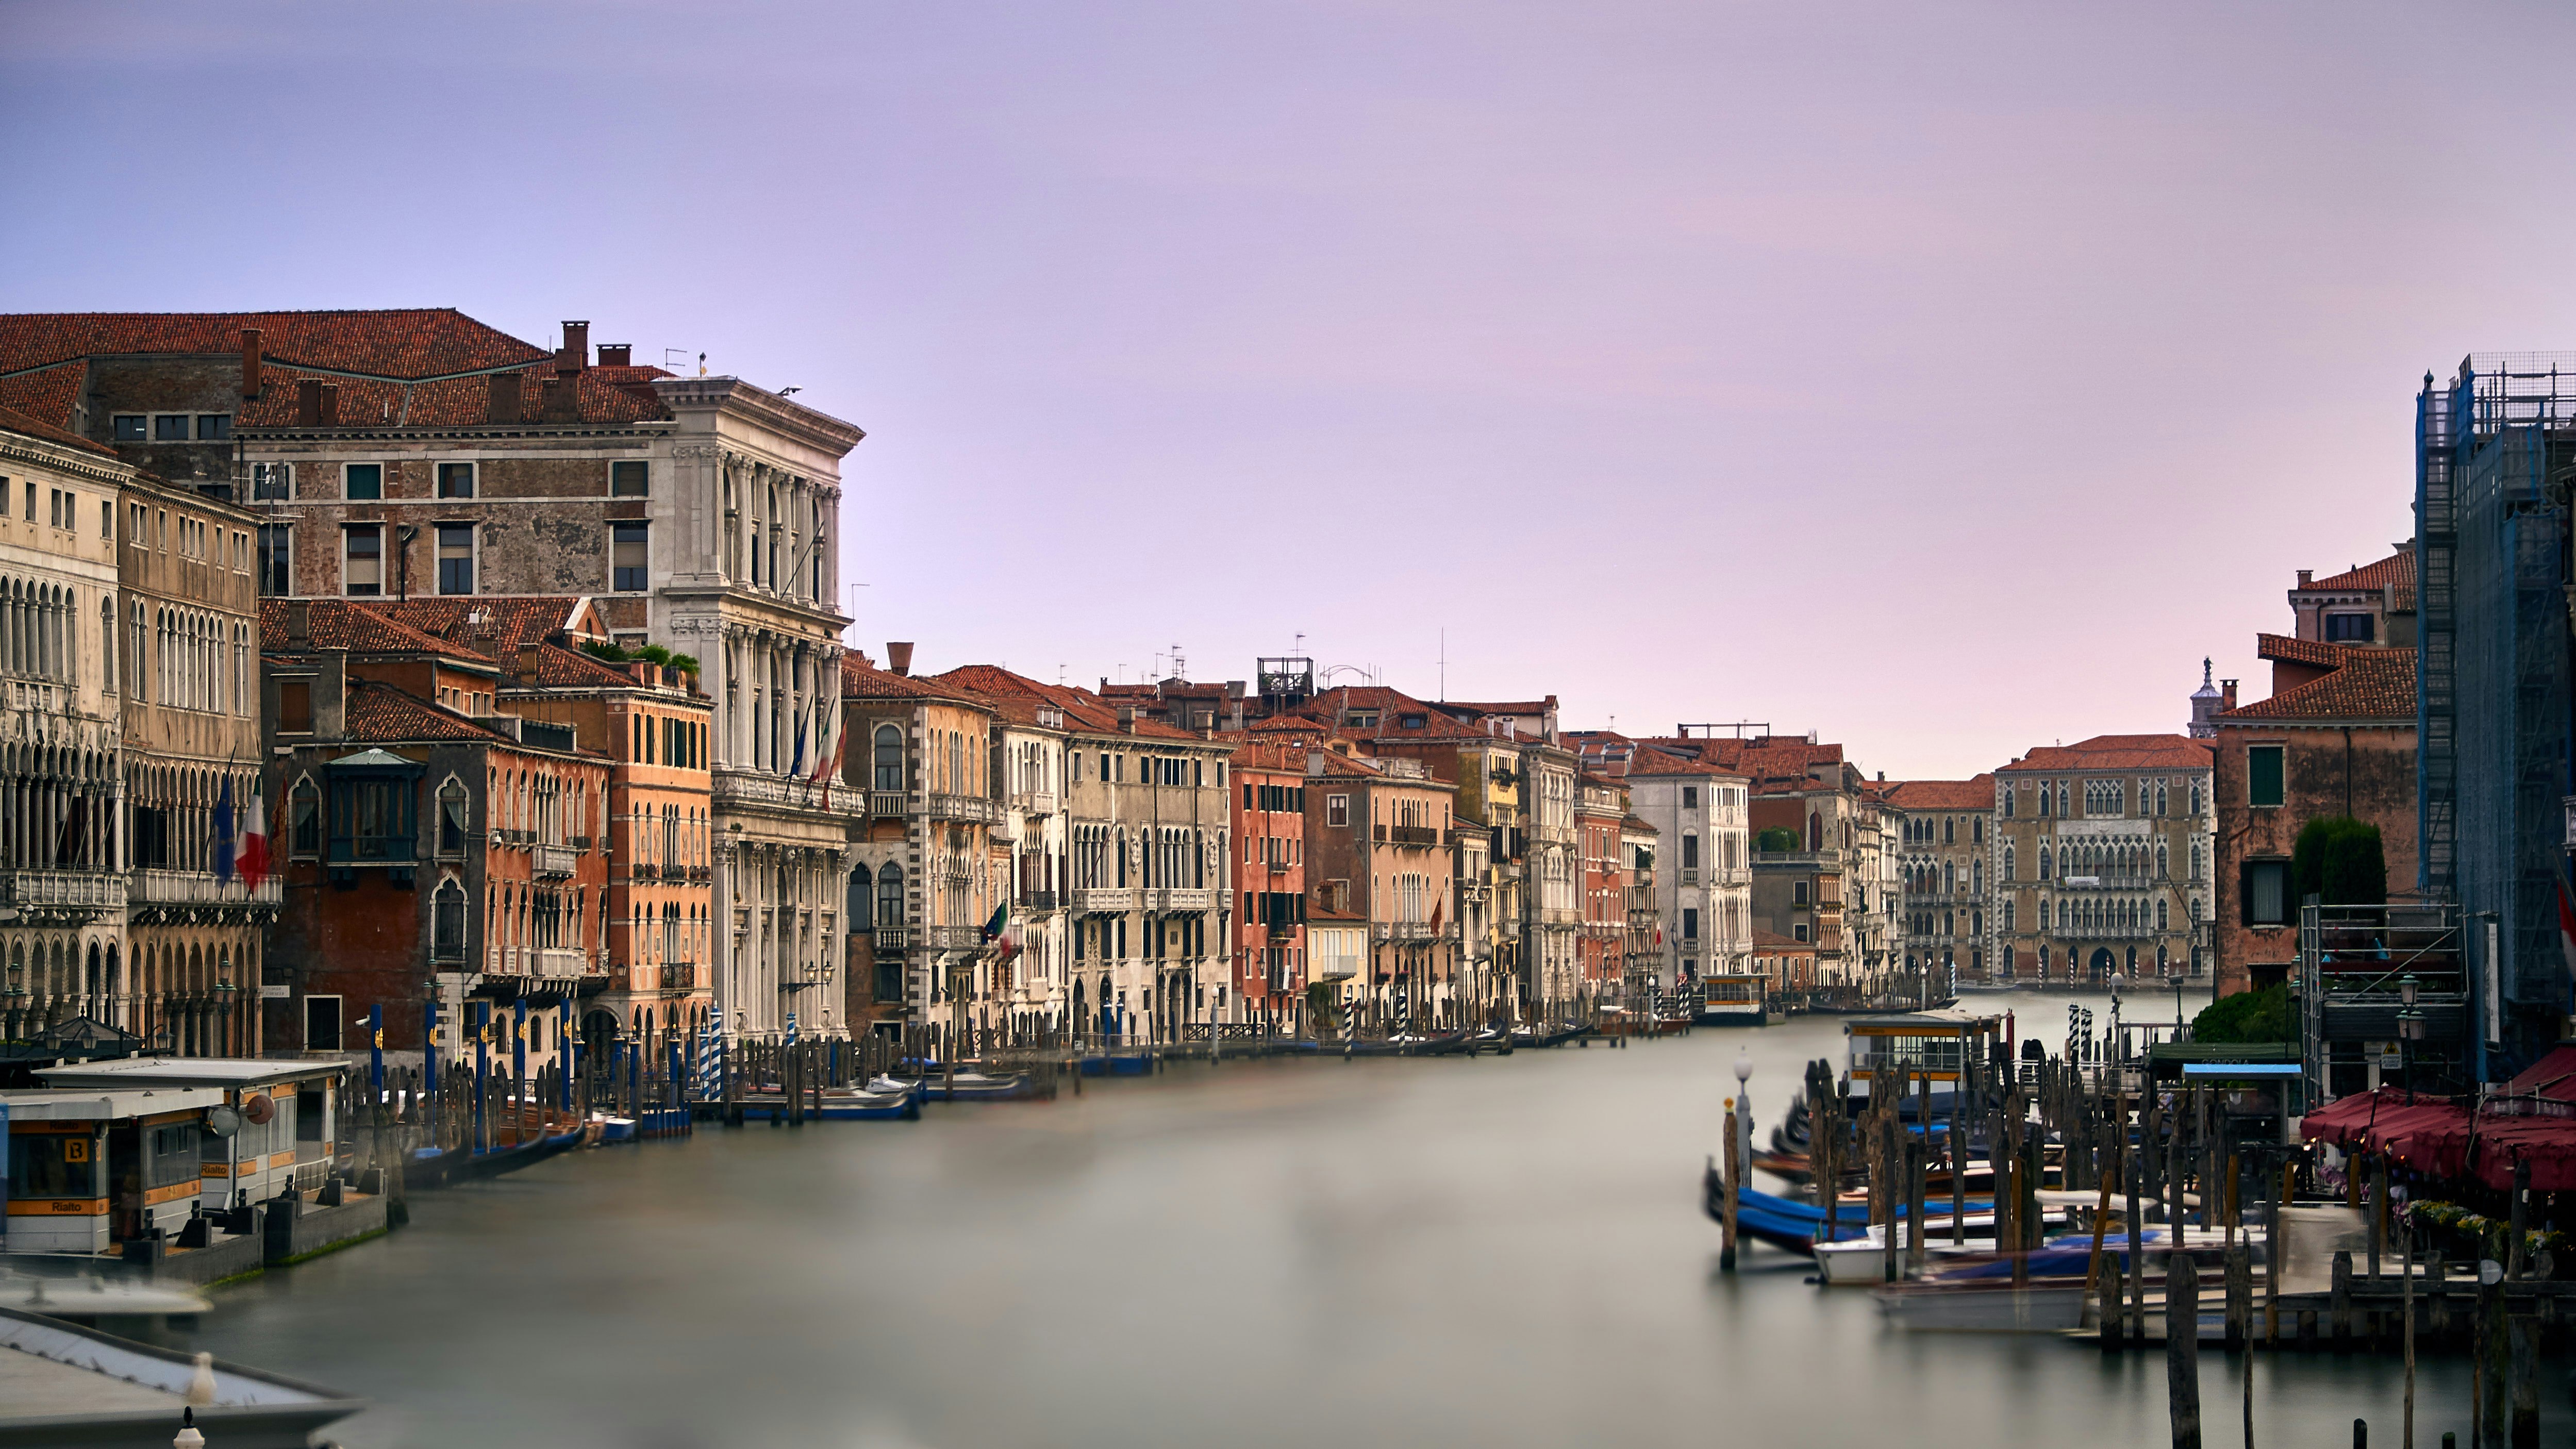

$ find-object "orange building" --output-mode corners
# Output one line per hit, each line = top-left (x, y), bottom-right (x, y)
(1229, 740), (1307, 1030)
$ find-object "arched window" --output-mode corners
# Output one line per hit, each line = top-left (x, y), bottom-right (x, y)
(2003, 842), (2016, 880)
(438, 778), (469, 855)
(290, 777), (321, 857)
(1806, 811), (1821, 851)
(872, 724), (903, 791)
(2156, 897), (2170, 931)
(1115, 830), (1128, 887)
(876, 862), (905, 927)
(847, 864), (872, 929)
(433, 879), (466, 959)
(2036, 846), (2050, 880)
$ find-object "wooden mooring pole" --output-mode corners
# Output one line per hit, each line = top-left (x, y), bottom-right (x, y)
(2169, 1250), (2201, 1449)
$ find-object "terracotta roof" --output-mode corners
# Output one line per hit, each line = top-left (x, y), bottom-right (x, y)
(1882, 776), (1996, 810)
(1308, 903), (1368, 923)
(843, 655), (993, 707)
(1999, 735), (2213, 774)
(259, 599), (495, 662)
(0, 403), (114, 457)
(2299, 552), (2416, 609)
(2256, 633), (2343, 669)
(342, 679), (509, 744)
(1620, 745), (1748, 779)
(1229, 740), (1308, 772)
(1432, 697), (1556, 717)
(1250, 714), (1328, 735)
(0, 362), (86, 428)
(927, 664), (1211, 743)
(2221, 647), (2417, 723)
(511, 642), (655, 691)
(1752, 930), (1814, 953)
(370, 597), (601, 651)
(1308, 748), (1385, 778)
(1620, 814), (1659, 834)
(0, 309), (547, 381)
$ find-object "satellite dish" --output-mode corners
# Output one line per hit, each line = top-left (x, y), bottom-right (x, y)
(241, 1093), (275, 1126)
(206, 1105), (241, 1138)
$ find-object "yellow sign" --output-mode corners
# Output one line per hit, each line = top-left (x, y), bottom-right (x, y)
(61, 1139), (89, 1163)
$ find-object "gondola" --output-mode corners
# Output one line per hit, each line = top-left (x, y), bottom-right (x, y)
(740, 1087), (922, 1121)
(869, 1071), (1044, 1102)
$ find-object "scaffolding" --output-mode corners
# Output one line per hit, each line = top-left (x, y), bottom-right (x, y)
(2416, 355), (2575, 1065)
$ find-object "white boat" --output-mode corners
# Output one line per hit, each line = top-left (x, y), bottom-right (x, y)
(0, 1273), (213, 1320)
(1814, 1222), (2002, 1285)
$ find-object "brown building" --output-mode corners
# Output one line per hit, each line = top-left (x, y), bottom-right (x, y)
(1994, 731), (2215, 984)
(1881, 776), (1996, 988)
(1229, 739), (1308, 1031)
(260, 602), (614, 1074)
(2212, 635), (2420, 996)
(1303, 743), (1459, 1030)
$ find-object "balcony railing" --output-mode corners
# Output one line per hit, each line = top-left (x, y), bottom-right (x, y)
(713, 768), (858, 817)
(1019, 889), (1059, 913)
(868, 791), (908, 820)
(1072, 887), (1138, 913)
(128, 870), (282, 908)
(1012, 790), (1059, 817)
(923, 924), (983, 951)
(1387, 824), (1441, 848)
(1145, 888), (1215, 911)
(1680, 867), (1699, 885)
(927, 793), (1000, 825)
(1537, 906), (1581, 927)
(534, 843), (578, 878)
(7, 870), (128, 914)
(870, 924), (912, 951)
(1754, 850), (1842, 867)
(1373, 922), (1458, 944)
(2057, 873), (2158, 891)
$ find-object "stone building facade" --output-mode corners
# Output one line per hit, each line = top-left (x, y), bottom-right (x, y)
(1883, 776), (1996, 990)
(0, 408), (134, 1041)
(1992, 732), (2215, 983)
(1304, 744), (1459, 1030)
(119, 470), (270, 1054)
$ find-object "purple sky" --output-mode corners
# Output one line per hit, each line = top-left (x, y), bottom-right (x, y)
(8, 2), (2573, 778)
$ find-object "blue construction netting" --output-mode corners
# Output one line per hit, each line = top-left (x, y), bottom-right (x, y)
(2441, 360), (2572, 1057)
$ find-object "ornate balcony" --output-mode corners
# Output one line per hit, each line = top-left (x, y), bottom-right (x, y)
(6, 871), (127, 917)
(1012, 790), (1059, 817)
(927, 793), (1000, 825)
(1373, 922), (1458, 944)
(1019, 889), (1060, 913)
(1145, 888), (1215, 911)
(1387, 824), (1440, 849)
(923, 924), (984, 951)
(1754, 850), (1843, 868)
(534, 844), (578, 879)
(868, 790), (908, 820)
(535, 948), (590, 978)
(870, 925), (912, 951)
(1072, 887), (1138, 913)
(128, 870), (281, 910)
(712, 768), (858, 817)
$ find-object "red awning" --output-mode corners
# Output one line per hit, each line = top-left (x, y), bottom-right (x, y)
(2301, 1088), (2474, 1179)
(2500, 1045), (2576, 1103)
(2470, 1114), (2576, 1192)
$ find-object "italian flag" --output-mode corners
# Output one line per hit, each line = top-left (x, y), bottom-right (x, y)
(236, 785), (270, 893)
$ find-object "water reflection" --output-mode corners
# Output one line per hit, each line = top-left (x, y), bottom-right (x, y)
(181, 991), (2540, 1448)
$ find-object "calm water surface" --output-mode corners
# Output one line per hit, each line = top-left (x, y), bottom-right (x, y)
(182, 991), (2542, 1448)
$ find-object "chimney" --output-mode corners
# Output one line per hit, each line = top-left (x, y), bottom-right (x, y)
(287, 599), (312, 646)
(541, 375), (576, 423)
(487, 371), (523, 424)
(2221, 678), (2238, 711)
(296, 378), (323, 426)
(886, 642), (915, 676)
(1117, 705), (1137, 733)
(316, 384), (340, 427)
(597, 343), (631, 367)
(517, 643), (542, 681)
(559, 321), (590, 374)
(240, 328), (263, 399)
(2296, 569), (2313, 588)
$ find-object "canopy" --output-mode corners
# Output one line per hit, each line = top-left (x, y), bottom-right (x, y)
(2499, 1045), (2576, 1103)
(2300, 1085), (2576, 1191)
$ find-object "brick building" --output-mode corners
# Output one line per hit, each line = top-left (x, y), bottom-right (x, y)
(1229, 740), (1308, 1031)
(2211, 557), (2421, 995)
(259, 605), (613, 1075)
(1882, 776), (1996, 990)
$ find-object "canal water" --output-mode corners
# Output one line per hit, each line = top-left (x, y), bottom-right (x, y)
(182, 990), (2546, 1448)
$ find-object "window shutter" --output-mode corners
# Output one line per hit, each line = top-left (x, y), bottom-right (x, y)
(2239, 861), (2256, 926)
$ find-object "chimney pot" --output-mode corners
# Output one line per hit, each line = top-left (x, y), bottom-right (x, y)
(239, 328), (263, 400)
(2296, 569), (2314, 587)
(296, 378), (323, 427)
(487, 371), (523, 425)
(2221, 678), (2239, 711)
(597, 343), (631, 368)
(560, 320), (590, 373)
(886, 642), (914, 676)
(286, 599), (311, 645)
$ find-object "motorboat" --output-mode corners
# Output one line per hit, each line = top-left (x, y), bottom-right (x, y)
(870, 1071), (1044, 1103)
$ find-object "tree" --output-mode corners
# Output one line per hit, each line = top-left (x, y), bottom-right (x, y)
(2292, 816), (2386, 907)
(1755, 826), (1800, 852)
(2192, 982), (2294, 1043)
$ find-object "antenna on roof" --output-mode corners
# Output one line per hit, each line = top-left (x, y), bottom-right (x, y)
(1438, 628), (1445, 702)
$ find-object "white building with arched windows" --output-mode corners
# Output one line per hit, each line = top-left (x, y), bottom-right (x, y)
(1992, 731), (2215, 985)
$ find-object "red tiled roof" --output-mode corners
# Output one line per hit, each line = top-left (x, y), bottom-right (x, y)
(0, 309), (547, 381)
(1251, 714), (1328, 735)
(0, 402), (114, 457)
(342, 679), (509, 743)
(259, 599), (495, 662)
(1620, 814), (1659, 835)
(0, 363), (88, 430)
(1882, 776), (1996, 810)
(2300, 551), (2416, 608)
(2256, 633), (2344, 669)
(512, 642), (658, 691)
(1999, 735), (2213, 774)
(1620, 745), (1748, 779)
(2221, 647), (2417, 723)
(843, 655), (993, 706)
(1752, 930), (1814, 953)
(927, 664), (1211, 742)
(371, 597), (601, 650)
(1229, 740), (1308, 772)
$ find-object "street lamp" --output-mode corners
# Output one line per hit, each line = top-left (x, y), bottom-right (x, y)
(2399, 1004), (2425, 1101)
